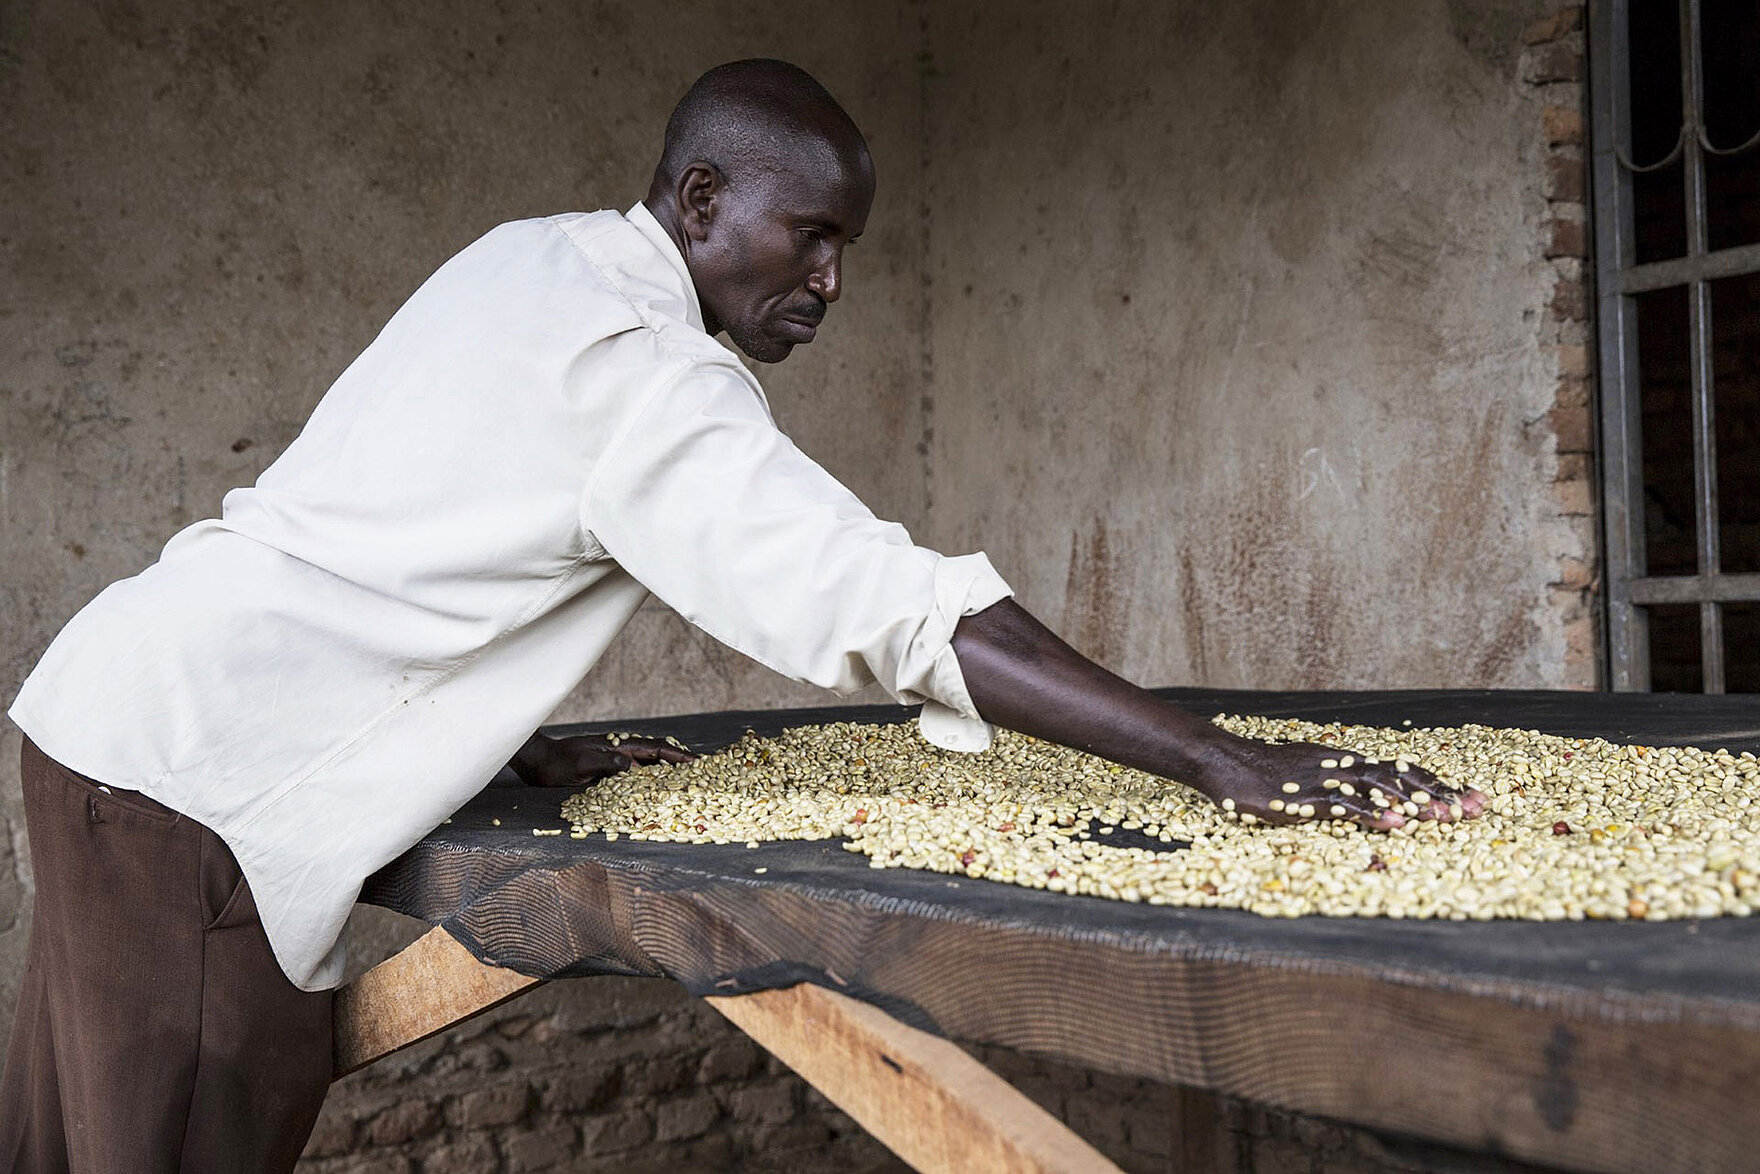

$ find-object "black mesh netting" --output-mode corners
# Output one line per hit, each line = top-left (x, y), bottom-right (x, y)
(362, 688), (1760, 1071)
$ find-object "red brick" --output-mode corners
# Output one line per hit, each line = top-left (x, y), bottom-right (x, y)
(327, 1155), (413, 1174)
(1550, 405), (1594, 452)
(621, 1054), (698, 1097)
(493, 1014), (535, 1039)
(1290, 1115), (1352, 1151)
(1523, 7), (1584, 44)
(1546, 216), (1589, 258)
(1549, 585), (1588, 619)
(452, 1043), (509, 1073)
(366, 1099), (441, 1147)
(1545, 155), (1586, 202)
(1553, 556), (1597, 590)
(1565, 614), (1599, 665)
(1087, 1070), (1152, 1099)
(1555, 375), (1591, 408)
(543, 1068), (619, 1113)
(417, 1135), (497, 1172)
(1555, 344), (1593, 379)
(301, 1108), (358, 1158)
(501, 1123), (577, 1170)
(1125, 1098), (1177, 1157)
(581, 1108), (653, 1153)
(1543, 105), (1585, 146)
(454, 1081), (529, 1129)
(696, 1037), (766, 1083)
(1550, 278), (1589, 322)
(722, 1079), (799, 1126)
(1066, 1096), (1130, 1156)
(1525, 42), (1583, 83)
(753, 1117), (835, 1155)
(654, 1092), (721, 1142)
(1553, 477), (1595, 516)
(1555, 452), (1592, 482)
(675, 1133), (737, 1169)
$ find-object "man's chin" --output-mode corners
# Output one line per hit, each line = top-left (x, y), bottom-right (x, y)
(727, 330), (797, 364)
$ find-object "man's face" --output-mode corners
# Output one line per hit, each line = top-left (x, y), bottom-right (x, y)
(690, 145), (875, 363)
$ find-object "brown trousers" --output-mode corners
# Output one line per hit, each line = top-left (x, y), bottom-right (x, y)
(0, 739), (334, 1172)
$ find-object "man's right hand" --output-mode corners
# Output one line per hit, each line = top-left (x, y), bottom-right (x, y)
(949, 598), (1487, 833)
(1192, 734), (1485, 829)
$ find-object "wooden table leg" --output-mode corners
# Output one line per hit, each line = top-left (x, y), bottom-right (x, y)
(332, 926), (544, 1079)
(334, 932), (1122, 1171)
(708, 983), (1124, 1174)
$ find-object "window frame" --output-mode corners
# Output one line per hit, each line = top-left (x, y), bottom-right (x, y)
(1589, 0), (1760, 692)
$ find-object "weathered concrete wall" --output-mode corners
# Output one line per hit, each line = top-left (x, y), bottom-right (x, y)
(0, 0), (927, 1004)
(920, 0), (1590, 693)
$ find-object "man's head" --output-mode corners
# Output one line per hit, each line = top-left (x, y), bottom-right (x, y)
(643, 60), (874, 363)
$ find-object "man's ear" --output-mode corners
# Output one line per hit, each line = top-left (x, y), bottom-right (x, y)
(675, 163), (723, 244)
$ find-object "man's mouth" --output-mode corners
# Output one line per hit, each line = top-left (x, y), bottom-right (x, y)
(776, 317), (818, 343)
(776, 302), (826, 343)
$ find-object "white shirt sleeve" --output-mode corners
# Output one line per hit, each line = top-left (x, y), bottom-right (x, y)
(583, 361), (1012, 751)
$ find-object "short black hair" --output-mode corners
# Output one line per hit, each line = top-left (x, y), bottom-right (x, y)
(653, 59), (867, 192)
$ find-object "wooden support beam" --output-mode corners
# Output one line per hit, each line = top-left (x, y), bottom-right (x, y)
(332, 926), (543, 1079)
(334, 930), (1121, 1171)
(707, 982), (1123, 1174)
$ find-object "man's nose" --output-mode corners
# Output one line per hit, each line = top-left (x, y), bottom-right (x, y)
(807, 252), (842, 304)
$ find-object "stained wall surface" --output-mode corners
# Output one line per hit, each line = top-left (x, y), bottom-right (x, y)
(2, 0), (1586, 1114)
(920, 0), (1573, 692)
(0, 0), (928, 1009)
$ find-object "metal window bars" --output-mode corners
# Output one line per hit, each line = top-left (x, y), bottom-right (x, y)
(1590, 0), (1760, 692)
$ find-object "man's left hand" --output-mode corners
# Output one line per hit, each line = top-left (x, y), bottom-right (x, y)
(508, 731), (695, 788)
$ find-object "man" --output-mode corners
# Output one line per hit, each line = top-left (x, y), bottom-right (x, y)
(2, 59), (1482, 1171)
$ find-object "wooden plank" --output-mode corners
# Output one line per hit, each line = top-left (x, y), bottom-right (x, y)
(376, 810), (1760, 1173)
(332, 926), (543, 1079)
(707, 982), (1123, 1174)
(360, 693), (1760, 1168)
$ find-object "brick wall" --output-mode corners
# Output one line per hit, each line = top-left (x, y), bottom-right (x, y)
(301, 975), (1577, 1174)
(299, 979), (905, 1174)
(1524, 4), (1603, 688)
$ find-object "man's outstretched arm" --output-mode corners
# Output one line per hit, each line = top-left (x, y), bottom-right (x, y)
(951, 599), (1484, 829)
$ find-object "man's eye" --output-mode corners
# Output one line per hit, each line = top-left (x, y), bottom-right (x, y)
(796, 228), (822, 244)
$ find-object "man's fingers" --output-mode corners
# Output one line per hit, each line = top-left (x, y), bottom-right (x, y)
(1347, 758), (1473, 822)
(1282, 792), (1395, 830)
(1238, 787), (1393, 829)
(614, 737), (697, 765)
(1315, 792), (1404, 830)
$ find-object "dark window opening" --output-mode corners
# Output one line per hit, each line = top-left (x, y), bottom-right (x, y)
(1647, 604), (1704, 691)
(1593, 0), (1760, 693)
(1636, 287), (1694, 575)
(1728, 603), (1760, 692)
(1627, 0), (1685, 263)
(1700, 0), (1760, 255)
(1712, 273), (1760, 574)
